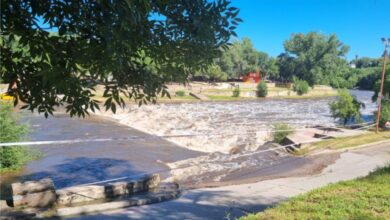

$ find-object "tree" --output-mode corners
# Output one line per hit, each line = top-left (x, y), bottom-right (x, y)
(216, 37), (275, 79)
(0, 102), (34, 171)
(372, 62), (390, 127)
(277, 32), (350, 86)
(372, 64), (390, 101)
(329, 90), (365, 125)
(256, 81), (268, 97)
(194, 63), (228, 81)
(1, 0), (240, 117)
(378, 101), (390, 128)
(292, 77), (309, 95)
(355, 57), (381, 68)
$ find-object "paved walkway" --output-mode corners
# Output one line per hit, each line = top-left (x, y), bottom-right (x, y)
(71, 142), (390, 220)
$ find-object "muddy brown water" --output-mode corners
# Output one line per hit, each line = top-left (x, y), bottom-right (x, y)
(0, 113), (203, 200)
(0, 90), (376, 200)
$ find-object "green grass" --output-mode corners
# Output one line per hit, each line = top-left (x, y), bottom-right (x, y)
(241, 165), (390, 220)
(205, 95), (253, 101)
(274, 93), (337, 99)
(157, 95), (198, 102)
(311, 131), (390, 150)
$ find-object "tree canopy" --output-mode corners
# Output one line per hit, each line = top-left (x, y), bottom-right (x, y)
(192, 37), (277, 81)
(276, 32), (350, 86)
(329, 89), (365, 125)
(1, 0), (240, 117)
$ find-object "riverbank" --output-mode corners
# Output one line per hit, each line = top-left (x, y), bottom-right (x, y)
(90, 82), (337, 104)
(69, 141), (390, 220)
(242, 160), (390, 219)
(92, 91), (376, 188)
(94, 98), (341, 153)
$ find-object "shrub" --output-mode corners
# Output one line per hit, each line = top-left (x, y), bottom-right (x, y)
(232, 87), (240, 97)
(0, 103), (34, 172)
(378, 100), (390, 128)
(293, 78), (309, 95)
(329, 89), (365, 125)
(175, 90), (185, 97)
(272, 123), (294, 144)
(256, 81), (268, 97)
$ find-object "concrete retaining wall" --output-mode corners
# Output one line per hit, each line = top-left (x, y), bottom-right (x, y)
(11, 178), (56, 208)
(10, 174), (161, 208)
(56, 174), (160, 206)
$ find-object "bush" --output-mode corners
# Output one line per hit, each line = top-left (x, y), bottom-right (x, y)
(232, 87), (240, 97)
(272, 123), (294, 144)
(0, 103), (34, 172)
(256, 81), (268, 97)
(329, 89), (365, 125)
(175, 90), (186, 97)
(293, 78), (309, 95)
(378, 100), (390, 128)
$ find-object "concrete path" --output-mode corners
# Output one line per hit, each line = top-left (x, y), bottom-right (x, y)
(70, 142), (390, 220)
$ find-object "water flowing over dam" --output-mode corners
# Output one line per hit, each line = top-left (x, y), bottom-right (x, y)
(101, 90), (376, 154)
(0, 90), (376, 198)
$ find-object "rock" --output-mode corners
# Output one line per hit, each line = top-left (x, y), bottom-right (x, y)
(0, 200), (11, 211)
(56, 174), (161, 206)
(11, 178), (54, 196)
(12, 190), (56, 208)
(229, 145), (243, 155)
(11, 178), (56, 208)
(145, 173), (160, 189)
(104, 181), (132, 198)
(56, 185), (106, 205)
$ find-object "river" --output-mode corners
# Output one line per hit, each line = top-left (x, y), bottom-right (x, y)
(0, 90), (376, 199)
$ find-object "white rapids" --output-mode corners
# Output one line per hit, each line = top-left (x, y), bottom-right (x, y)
(96, 90), (376, 154)
(95, 90), (376, 184)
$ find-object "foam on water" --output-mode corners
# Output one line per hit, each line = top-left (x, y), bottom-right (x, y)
(99, 90), (376, 153)
(95, 90), (376, 184)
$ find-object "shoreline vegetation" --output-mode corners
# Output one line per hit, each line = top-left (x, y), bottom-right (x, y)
(294, 131), (390, 156)
(89, 82), (338, 104)
(0, 102), (38, 173)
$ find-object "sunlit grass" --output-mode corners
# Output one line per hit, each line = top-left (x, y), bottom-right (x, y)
(241, 165), (390, 220)
(311, 131), (390, 150)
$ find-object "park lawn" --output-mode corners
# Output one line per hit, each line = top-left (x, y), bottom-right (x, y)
(205, 95), (254, 101)
(311, 131), (390, 150)
(241, 165), (390, 220)
(157, 95), (198, 102)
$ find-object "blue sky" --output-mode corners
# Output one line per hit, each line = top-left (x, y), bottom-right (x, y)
(231, 0), (390, 60)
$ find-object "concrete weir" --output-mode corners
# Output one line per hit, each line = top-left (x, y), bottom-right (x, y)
(2, 174), (180, 218)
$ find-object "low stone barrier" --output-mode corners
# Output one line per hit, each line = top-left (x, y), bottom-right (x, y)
(10, 174), (161, 208)
(56, 174), (160, 206)
(11, 178), (56, 208)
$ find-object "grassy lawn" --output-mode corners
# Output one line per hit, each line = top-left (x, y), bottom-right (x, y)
(275, 93), (337, 99)
(241, 165), (390, 220)
(205, 95), (254, 101)
(157, 95), (198, 103)
(311, 131), (390, 150)
(90, 83), (337, 104)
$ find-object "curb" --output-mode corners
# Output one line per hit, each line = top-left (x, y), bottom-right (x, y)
(54, 184), (181, 217)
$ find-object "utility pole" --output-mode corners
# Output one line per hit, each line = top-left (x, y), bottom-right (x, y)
(375, 38), (389, 133)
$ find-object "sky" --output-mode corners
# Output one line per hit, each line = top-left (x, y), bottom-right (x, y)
(230, 0), (390, 60)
